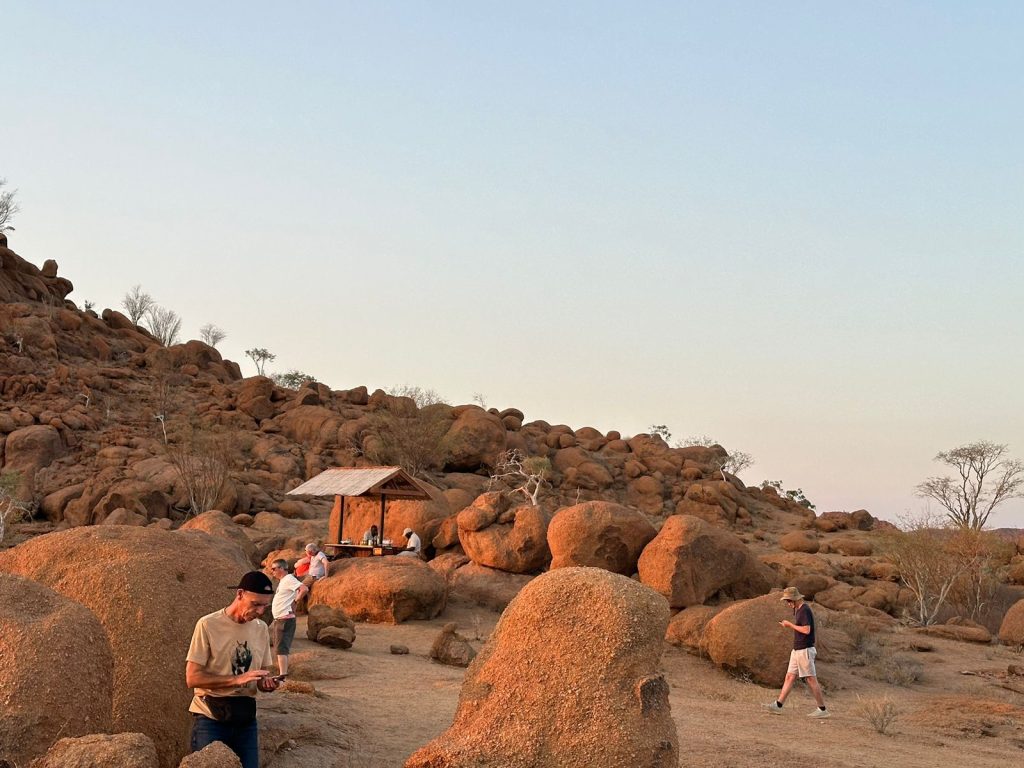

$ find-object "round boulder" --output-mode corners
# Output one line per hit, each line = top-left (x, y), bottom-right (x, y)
(306, 604), (356, 645)
(179, 509), (258, 565)
(637, 515), (776, 608)
(430, 623), (477, 668)
(457, 492), (552, 574)
(444, 408), (507, 471)
(449, 563), (534, 612)
(309, 557), (447, 623)
(0, 574), (114, 766)
(779, 531), (820, 554)
(406, 567), (677, 768)
(701, 593), (793, 686)
(547, 501), (657, 575)
(0, 526), (258, 768)
(26, 733), (158, 768)
(998, 599), (1024, 646)
(665, 604), (724, 654)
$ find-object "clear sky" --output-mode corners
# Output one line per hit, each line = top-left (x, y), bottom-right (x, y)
(3, 3), (1023, 526)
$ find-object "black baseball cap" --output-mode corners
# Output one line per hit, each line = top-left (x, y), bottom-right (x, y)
(231, 571), (274, 594)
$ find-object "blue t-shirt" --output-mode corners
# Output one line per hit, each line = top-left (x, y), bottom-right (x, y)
(793, 603), (815, 650)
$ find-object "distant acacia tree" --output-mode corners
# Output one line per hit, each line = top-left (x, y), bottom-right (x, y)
(916, 440), (1024, 530)
(761, 480), (815, 510)
(0, 178), (19, 232)
(245, 347), (276, 376)
(680, 435), (754, 479)
(272, 369), (315, 389)
(648, 424), (672, 442)
(146, 305), (182, 346)
(122, 285), (156, 326)
(199, 323), (226, 348)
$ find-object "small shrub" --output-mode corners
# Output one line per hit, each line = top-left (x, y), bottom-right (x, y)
(880, 653), (923, 687)
(853, 695), (901, 735)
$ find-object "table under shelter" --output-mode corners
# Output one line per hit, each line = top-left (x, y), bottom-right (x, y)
(286, 466), (433, 558)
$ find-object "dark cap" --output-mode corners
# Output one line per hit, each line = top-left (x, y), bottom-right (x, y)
(231, 571), (274, 595)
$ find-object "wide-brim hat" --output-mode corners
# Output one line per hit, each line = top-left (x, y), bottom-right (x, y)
(780, 586), (804, 602)
(403, 528), (413, 536)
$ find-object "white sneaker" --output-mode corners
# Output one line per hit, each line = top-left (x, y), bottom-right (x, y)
(808, 708), (831, 719)
(764, 701), (783, 714)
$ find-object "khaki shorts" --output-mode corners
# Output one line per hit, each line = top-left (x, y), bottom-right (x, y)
(787, 647), (817, 678)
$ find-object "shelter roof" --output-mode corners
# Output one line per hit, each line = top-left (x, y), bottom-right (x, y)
(286, 466), (432, 499)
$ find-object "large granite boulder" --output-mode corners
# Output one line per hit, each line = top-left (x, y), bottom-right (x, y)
(0, 574), (114, 766)
(406, 567), (677, 768)
(547, 500), (657, 575)
(0, 526), (256, 768)
(700, 593), (792, 686)
(637, 515), (776, 608)
(457, 492), (552, 574)
(309, 557), (447, 623)
(27, 733), (158, 768)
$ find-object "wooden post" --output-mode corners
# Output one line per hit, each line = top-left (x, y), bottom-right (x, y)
(328, 495), (344, 544)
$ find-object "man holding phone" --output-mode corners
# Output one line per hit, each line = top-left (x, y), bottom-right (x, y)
(185, 571), (282, 767)
(269, 558), (308, 676)
(765, 586), (830, 718)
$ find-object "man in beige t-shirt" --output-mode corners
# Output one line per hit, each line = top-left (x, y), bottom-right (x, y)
(185, 571), (281, 768)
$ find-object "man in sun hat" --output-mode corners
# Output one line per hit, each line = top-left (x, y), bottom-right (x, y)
(765, 586), (830, 719)
(399, 526), (422, 557)
(185, 571), (281, 766)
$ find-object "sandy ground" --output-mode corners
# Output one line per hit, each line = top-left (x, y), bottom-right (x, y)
(255, 599), (1024, 768)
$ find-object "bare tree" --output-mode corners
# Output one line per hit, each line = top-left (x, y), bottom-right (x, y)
(883, 515), (999, 625)
(146, 305), (182, 346)
(389, 385), (446, 407)
(245, 347), (276, 376)
(199, 323), (226, 348)
(916, 441), (1024, 529)
(0, 471), (34, 543)
(364, 401), (452, 478)
(489, 449), (552, 506)
(122, 285), (156, 325)
(166, 426), (236, 518)
(0, 178), (20, 232)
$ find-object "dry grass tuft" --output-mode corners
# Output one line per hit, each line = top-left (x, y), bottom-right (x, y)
(879, 653), (924, 687)
(853, 695), (901, 735)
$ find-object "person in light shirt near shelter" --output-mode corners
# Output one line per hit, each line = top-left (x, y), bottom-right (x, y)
(399, 527), (422, 558)
(268, 559), (307, 676)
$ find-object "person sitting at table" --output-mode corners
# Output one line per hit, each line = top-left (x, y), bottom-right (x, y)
(399, 527), (422, 558)
(361, 525), (380, 545)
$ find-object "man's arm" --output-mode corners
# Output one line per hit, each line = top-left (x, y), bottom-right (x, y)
(185, 660), (268, 691)
(779, 620), (811, 635)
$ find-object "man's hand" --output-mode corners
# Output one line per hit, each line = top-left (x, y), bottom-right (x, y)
(235, 669), (270, 687)
(779, 620), (792, 629)
(256, 675), (280, 693)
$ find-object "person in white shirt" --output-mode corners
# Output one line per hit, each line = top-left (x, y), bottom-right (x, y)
(399, 527), (422, 558)
(362, 525), (380, 545)
(296, 543), (330, 612)
(269, 560), (308, 676)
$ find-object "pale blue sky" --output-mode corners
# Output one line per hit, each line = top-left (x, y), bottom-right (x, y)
(3, 3), (1023, 525)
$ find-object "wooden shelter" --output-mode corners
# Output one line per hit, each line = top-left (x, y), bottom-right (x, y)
(287, 466), (432, 546)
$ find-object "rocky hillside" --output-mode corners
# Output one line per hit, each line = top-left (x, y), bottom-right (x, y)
(0, 233), (816, 537)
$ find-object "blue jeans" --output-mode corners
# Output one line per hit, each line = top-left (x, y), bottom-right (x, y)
(191, 714), (259, 768)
